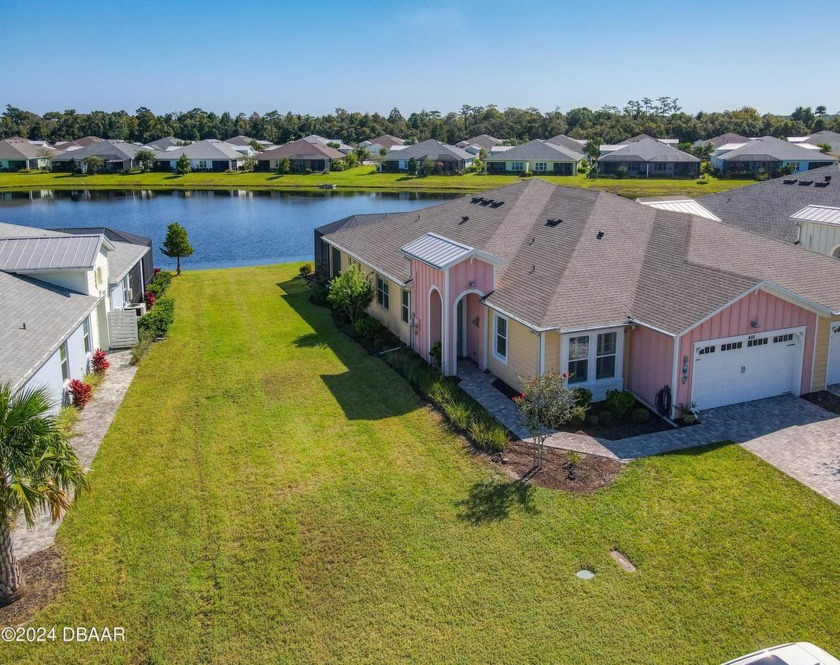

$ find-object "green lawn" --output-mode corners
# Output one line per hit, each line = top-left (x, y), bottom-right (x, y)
(0, 167), (752, 198)
(8, 264), (838, 664)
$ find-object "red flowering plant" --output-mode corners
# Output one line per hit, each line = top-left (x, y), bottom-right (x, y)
(513, 370), (585, 471)
(144, 290), (156, 309)
(91, 349), (110, 374)
(68, 379), (93, 408)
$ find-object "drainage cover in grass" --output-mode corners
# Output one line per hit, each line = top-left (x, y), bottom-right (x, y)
(610, 550), (637, 573)
(576, 569), (595, 580)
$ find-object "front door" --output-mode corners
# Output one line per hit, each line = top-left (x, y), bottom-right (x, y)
(457, 299), (465, 358)
(828, 324), (840, 386)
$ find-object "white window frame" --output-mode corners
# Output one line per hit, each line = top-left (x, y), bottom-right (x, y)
(83, 316), (92, 354)
(510, 161), (524, 172)
(197, 160), (207, 170)
(376, 275), (389, 310)
(122, 275), (131, 304)
(493, 313), (508, 364)
(401, 289), (410, 324)
(595, 331), (618, 380)
(786, 161), (800, 172)
(60, 341), (70, 383)
(534, 162), (547, 172)
(561, 327), (625, 391)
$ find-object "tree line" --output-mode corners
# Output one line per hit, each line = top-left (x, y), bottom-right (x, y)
(2, 99), (838, 146)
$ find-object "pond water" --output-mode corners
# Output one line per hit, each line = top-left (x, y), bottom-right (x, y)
(0, 189), (454, 270)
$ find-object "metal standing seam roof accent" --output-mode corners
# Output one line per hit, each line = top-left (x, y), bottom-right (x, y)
(401, 233), (475, 269)
(635, 197), (722, 221)
(790, 204), (840, 226)
(0, 235), (104, 272)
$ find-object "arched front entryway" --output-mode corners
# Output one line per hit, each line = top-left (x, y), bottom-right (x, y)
(429, 287), (443, 365)
(454, 291), (484, 371)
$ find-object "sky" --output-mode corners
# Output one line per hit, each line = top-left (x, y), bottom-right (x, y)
(4, 0), (839, 118)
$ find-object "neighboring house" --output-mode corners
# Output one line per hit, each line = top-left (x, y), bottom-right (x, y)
(635, 196), (721, 221)
(52, 136), (104, 151)
(0, 222), (152, 409)
(360, 135), (405, 154)
(381, 140), (474, 174)
(225, 135), (276, 152)
(484, 139), (582, 175)
(253, 138), (345, 172)
(597, 138), (700, 177)
(313, 213), (392, 276)
(456, 135), (504, 154)
(303, 134), (353, 155)
(153, 139), (247, 171)
(699, 164), (840, 243)
(50, 140), (151, 172)
(319, 179), (840, 414)
(0, 138), (55, 171)
(145, 136), (188, 150)
(625, 134), (679, 146)
(710, 136), (837, 174)
(546, 134), (587, 153)
(797, 130), (840, 157)
(692, 133), (754, 150)
(791, 204), (840, 259)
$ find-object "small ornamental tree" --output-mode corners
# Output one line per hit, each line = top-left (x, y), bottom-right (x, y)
(583, 137), (601, 165)
(514, 371), (584, 471)
(160, 222), (194, 275)
(276, 156), (290, 174)
(327, 264), (374, 327)
(82, 155), (104, 174)
(135, 149), (156, 172)
(176, 153), (191, 175)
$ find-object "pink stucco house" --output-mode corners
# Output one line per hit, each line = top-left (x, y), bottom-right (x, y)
(320, 179), (840, 418)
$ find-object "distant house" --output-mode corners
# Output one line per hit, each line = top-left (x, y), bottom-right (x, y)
(253, 138), (345, 172)
(50, 140), (151, 172)
(52, 136), (104, 151)
(484, 139), (582, 175)
(796, 131), (840, 158)
(456, 135), (504, 154)
(710, 136), (837, 175)
(597, 138), (700, 177)
(692, 133), (754, 150)
(303, 134), (353, 155)
(153, 139), (247, 172)
(144, 136), (188, 150)
(546, 134), (587, 152)
(381, 139), (474, 174)
(791, 204), (840, 259)
(225, 135), (276, 152)
(0, 138), (55, 171)
(0, 222), (152, 410)
(360, 135), (405, 154)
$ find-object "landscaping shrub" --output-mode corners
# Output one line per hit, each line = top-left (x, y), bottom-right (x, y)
(309, 274), (331, 307)
(469, 416), (508, 453)
(144, 290), (156, 309)
(585, 414), (599, 427)
(631, 407), (650, 424)
(91, 349), (110, 373)
(56, 405), (80, 440)
(429, 377), (456, 405)
(138, 297), (175, 338)
(443, 400), (472, 430)
(353, 315), (384, 339)
(598, 410), (614, 427)
(146, 270), (173, 298)
(605, 389), (636, 421)
(68, 379), (93, 408)
(129, 333), (153, 366)
(299, 264), (312, 277)
(573, 387), (593, 410)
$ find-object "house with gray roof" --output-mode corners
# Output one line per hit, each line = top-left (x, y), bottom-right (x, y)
(485, 139), (583, 175)
(0, 138), (56, 171)
(692, 133), (754, 150)
(711, 135), (837, 175)
(153, 139), (247, 172)
(381, 140), (474, 174)
(0, 221), (153, 408)
(456, 135), (504, 154)
(318, 178), (840, 414)
(50, 140), (151, 172)
(144, 136), (188, 151)
(546, 134), (587, 153)
(360, 135), (405, 154)
(597, 138), (700, 177)
(254, 138), (346, 173)
(797, 130), (840, 158)
(303, 134), (353, 155)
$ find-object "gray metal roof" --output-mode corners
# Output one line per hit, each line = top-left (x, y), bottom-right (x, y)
(0, 235), (103, 272)
(0, 138), (56, 160)
(324, 179), (840, 334)
(155, 139), (243, 161)
(485, 139), (582, 163)
(0, 222), (65, 239)
(598, 138), (699, 163)
(0, 271), (100, 392)
(635, 197), (721, 221)
(791, 204), (840, 226)
(717, 136), (838, 163)
(256, 138), (345, 161)
(401, 233), (476, 269)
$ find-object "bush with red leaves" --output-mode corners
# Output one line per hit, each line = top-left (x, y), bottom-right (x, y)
(144, 290), (156, 309)
(69, 379), (93, 408)
(91, 348), (110, 374)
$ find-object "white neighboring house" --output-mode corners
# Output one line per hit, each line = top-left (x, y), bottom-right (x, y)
(153, 139), (249, 171)
(793, 204), (840, 259)
(0, 222), (151, 411)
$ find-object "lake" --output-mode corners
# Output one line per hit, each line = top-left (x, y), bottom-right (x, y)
(0, 190), (455, 270)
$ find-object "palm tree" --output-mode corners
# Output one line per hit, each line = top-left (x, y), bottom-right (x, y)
(0, 384), (88, 607)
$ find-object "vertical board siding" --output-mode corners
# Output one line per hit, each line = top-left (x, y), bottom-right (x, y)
(676, 289), (817, 407)
(626, 326), (674, 408)
(811, 315), (840, 391)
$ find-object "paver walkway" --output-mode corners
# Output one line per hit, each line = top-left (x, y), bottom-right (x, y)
(458, 361), (840, 504)
(11, 350), (137, 558)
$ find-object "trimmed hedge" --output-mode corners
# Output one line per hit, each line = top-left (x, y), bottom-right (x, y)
(138, 297), (175, 338)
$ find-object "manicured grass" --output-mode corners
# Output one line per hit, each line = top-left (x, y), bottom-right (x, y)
(0, 167), (752, 198)
(9, 264), (838, 664)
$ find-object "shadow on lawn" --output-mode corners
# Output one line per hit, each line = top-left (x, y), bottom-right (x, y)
(277, 278), (415, 420)
(456, 476), (538, 524)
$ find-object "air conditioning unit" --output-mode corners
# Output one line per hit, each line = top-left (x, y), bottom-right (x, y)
(125, 302), (147, 316)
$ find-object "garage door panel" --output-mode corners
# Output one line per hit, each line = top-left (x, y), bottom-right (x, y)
(692, 332), (801, 410)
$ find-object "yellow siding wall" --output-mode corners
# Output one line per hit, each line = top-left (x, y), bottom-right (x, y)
(486, 316), (539, 390)
(812, 315), (840, 391)
(544, 331), (560, 372)
(336, 249), (411, 345)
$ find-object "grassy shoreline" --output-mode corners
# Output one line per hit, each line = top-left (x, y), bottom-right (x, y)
(0, 166), (754, 198)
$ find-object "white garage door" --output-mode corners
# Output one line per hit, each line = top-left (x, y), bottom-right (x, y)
(692, 330), (803, 410)
(828, 324), (840, 386)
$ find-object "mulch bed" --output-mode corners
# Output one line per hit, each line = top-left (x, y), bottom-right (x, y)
(802, 391), (840, 415)
(0, 547), (66, 626)
(495, 441), (625, 493)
